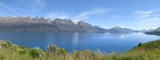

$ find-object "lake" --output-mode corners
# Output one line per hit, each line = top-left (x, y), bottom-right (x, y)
(0, 32), (160, 53)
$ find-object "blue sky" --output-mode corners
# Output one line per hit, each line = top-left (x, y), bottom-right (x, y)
(0, 0), (160, 30)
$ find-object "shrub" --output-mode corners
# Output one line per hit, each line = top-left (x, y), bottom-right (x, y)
(47, 44), (57, 53)
(2, 41), (12, 47)
(19, 49), (28, 54)
(29, 47), (44, 58)
(137, 43), (142, 47)
(59, 48), (67, 54)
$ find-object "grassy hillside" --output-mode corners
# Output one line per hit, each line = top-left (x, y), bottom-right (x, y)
(0, 40), (103, 60)
(101, 39), (160, 60)
(1, 39), (160, 60)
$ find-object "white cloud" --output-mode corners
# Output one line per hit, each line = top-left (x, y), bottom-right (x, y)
(0, 0), (46, 14)
(46, 7), (109, 21)
(0, 2), (13, 10)
(136, 9), (160, 29)
(17, 0), (45, 6)
(135, 10), (153, 18)
(117, 26), (125, 28)
(139, 17), (160, 25)
(46, 12), (69, 19)
(74, 8), (109, 20)
(35, 0), (44, 4)
(33, 0), (45, 6)
(138, 17), (160, 29)
(135, 9), (160, 18)
(15, 0), (46, 13)
(30, 0), (46, 12)
(0, 2), (4, 7)
(76, 8), (107, 18)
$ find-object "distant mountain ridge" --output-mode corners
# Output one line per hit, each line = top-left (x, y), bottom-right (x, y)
(0, 16), (140, 33)
(107, 26), (136, 34)
(0, 16), (106, 32)
(146, 27), (160, 35)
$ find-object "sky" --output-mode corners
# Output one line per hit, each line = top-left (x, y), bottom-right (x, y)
(0, 0), (160, 30)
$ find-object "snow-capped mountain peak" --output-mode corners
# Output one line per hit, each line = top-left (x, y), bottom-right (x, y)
(72, 20), (80, 24)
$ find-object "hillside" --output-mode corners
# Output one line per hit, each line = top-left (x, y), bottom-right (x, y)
(132, 40), (160, 51)
(0, 16), (140, 34)
(107, 26), (135, 34)
(101, 39), (160, 60)
(146, 27), (160, 35)
(1, 39), (160, 60)
(0, 16), (106, 32)
(0, 40), (103, 60)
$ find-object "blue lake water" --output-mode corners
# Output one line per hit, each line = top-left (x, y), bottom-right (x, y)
(0, 32), (160, 53)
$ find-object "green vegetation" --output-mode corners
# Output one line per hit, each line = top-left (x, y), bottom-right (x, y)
(29, 47), (44, 58)
(0, 40), (103, 60)
(101, 40), (160, 60)
(1, 39), (160, 60)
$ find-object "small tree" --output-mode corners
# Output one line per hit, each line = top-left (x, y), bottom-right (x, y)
(137, 42), (142, 47)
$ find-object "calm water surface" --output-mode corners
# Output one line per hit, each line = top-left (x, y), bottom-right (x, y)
(0, 32), (160, 53)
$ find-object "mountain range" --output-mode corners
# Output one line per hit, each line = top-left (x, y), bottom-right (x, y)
(145, 27), (160, 35)
(107, 26), (136, 34)
(0, 16), (106, 32)
(0, 16), (138, 33)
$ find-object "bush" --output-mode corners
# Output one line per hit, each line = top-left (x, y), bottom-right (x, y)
(59, 48), (67, 54)
(137, 43), (142, 47)
(47, 44), (57, 53)
(29, 47), (44, 58)
(2, 41), (12, 47)
(19, 49), (28, 54)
